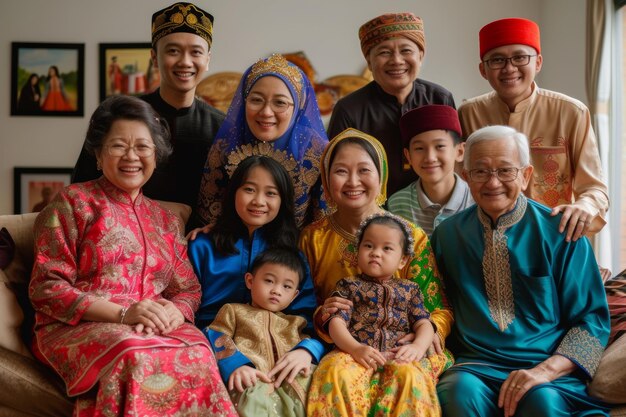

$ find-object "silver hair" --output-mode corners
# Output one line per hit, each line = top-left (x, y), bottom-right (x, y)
(463, 125), (530, 170)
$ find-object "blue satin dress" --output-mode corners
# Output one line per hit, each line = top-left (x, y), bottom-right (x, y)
(188, 229), (317, 336)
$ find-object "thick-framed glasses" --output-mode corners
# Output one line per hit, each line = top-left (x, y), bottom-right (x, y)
(468, 167), (523, 183)
(246, 96), (294, 114)
(483, 55), (536, 70)
(105, 142), (155, 158)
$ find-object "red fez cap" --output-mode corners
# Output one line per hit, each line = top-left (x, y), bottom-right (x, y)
(400, 105), (461, 147)
(479, 18), (540, 59)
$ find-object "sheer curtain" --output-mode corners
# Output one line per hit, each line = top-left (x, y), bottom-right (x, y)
(585, 0), (616, 270)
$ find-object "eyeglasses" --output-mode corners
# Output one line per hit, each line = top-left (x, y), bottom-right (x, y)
(468, 167), (523, 183)
(246, 96), (294, 114)
(105, 142), (155, 158)
(482, 55), (537, 70)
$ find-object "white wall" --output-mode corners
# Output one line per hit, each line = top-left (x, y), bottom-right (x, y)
(0, 0), (587, 214)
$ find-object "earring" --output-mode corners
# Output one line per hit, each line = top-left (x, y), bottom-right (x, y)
(375, 194), (386, 207)
(96, 161), (102, 171)
(324, 195), (336, 211)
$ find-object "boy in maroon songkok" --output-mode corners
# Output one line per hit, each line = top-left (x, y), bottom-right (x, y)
(388, 104), (473, 236)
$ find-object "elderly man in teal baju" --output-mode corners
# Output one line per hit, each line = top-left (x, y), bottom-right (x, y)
(431, 125), (610, 417)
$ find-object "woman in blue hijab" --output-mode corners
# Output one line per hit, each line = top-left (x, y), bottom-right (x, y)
(197, 54), (328, 228)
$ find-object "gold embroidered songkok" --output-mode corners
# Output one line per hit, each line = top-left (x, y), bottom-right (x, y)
(151, 2), (214, 48)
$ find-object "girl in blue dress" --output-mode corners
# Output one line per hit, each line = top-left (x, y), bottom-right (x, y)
(188, 155), (319, 388)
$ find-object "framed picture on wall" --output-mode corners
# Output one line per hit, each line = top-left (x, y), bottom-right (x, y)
(10, 42), (84, 117)
(99, 43), (158, 102)
(13, 167), (73, 214)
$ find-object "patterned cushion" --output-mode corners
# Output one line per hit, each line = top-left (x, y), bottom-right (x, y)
(590, 335), (626, 404)
(605, 270), (626, 345)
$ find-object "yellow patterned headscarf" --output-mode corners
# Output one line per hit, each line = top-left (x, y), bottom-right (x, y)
(321, 128), (389, 207)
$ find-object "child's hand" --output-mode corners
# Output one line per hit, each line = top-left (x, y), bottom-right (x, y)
(228, 365), (272, 393)
(268, 349), (313, 387)
(391, 343), (427, 364)
(348, 344), (386, 369)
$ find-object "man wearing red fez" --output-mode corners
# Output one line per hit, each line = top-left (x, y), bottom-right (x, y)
(458, 17), (608, 244)
(328, 12), (456, 197)
(388, 104), (473, 237)
(72, 2), (225, 232)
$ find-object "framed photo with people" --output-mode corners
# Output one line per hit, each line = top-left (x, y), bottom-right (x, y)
(10, 42), (84, 117)
(99, 43), (158, 102)
(13, 167), (73, 214)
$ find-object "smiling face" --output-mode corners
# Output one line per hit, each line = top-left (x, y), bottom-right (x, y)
(235, 165), (282, 236)
(245, 263), (299, 313)
(462, 137), (533, 222)
(404, 130), (464, 188)
(152, 32), (210, 104)
(357, 223), (408, 280)
(328, 143), (381, 212)
(96, 119), (156, 200)
(366, 38), (423, 102)
(479, 44), (542, 110)
(245, 75), (295, 142)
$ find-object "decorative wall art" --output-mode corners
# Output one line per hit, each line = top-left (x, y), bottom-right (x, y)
(13, 167), (73, 214)
(11, 42), (84, 116)
(99, 42), (158, 101)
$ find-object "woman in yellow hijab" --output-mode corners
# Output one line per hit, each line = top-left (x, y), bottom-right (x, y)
(300, 128), (453, 416)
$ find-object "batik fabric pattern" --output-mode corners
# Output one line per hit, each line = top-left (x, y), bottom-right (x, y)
(307, 275), (445, 417)
(29, 178), (235, 416)
(197, 54), (328, 228)
(206, 303), (324, 417)
(324, 275), (431, 350)
(458, 82), (609, 232)
(431, 195), (611, 416)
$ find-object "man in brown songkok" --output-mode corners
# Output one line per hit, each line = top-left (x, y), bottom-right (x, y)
(328, 12), (456, 196)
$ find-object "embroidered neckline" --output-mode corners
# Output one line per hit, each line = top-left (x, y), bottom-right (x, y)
(97, 177), (143, 206)
(478, 194), (527, 332)
(328, 213), (358, 242)
(478, 195), (527, 231)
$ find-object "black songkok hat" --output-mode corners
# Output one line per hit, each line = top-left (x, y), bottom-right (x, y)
(151, 2), (214, 48)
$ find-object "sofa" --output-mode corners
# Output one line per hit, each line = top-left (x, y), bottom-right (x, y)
(1, 212), (625, 416)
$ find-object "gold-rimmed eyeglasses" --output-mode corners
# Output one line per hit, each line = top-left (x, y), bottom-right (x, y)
(105, 142), (155, 158)
(483, 55), (537, 70)
(468, 167), (523, 183)
(246, 96), (294, 114)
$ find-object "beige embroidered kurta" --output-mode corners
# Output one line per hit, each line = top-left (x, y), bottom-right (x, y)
(458, 83), (608, 233)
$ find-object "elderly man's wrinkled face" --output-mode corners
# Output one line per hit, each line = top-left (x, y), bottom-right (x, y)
(462, 137), (533, 222)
